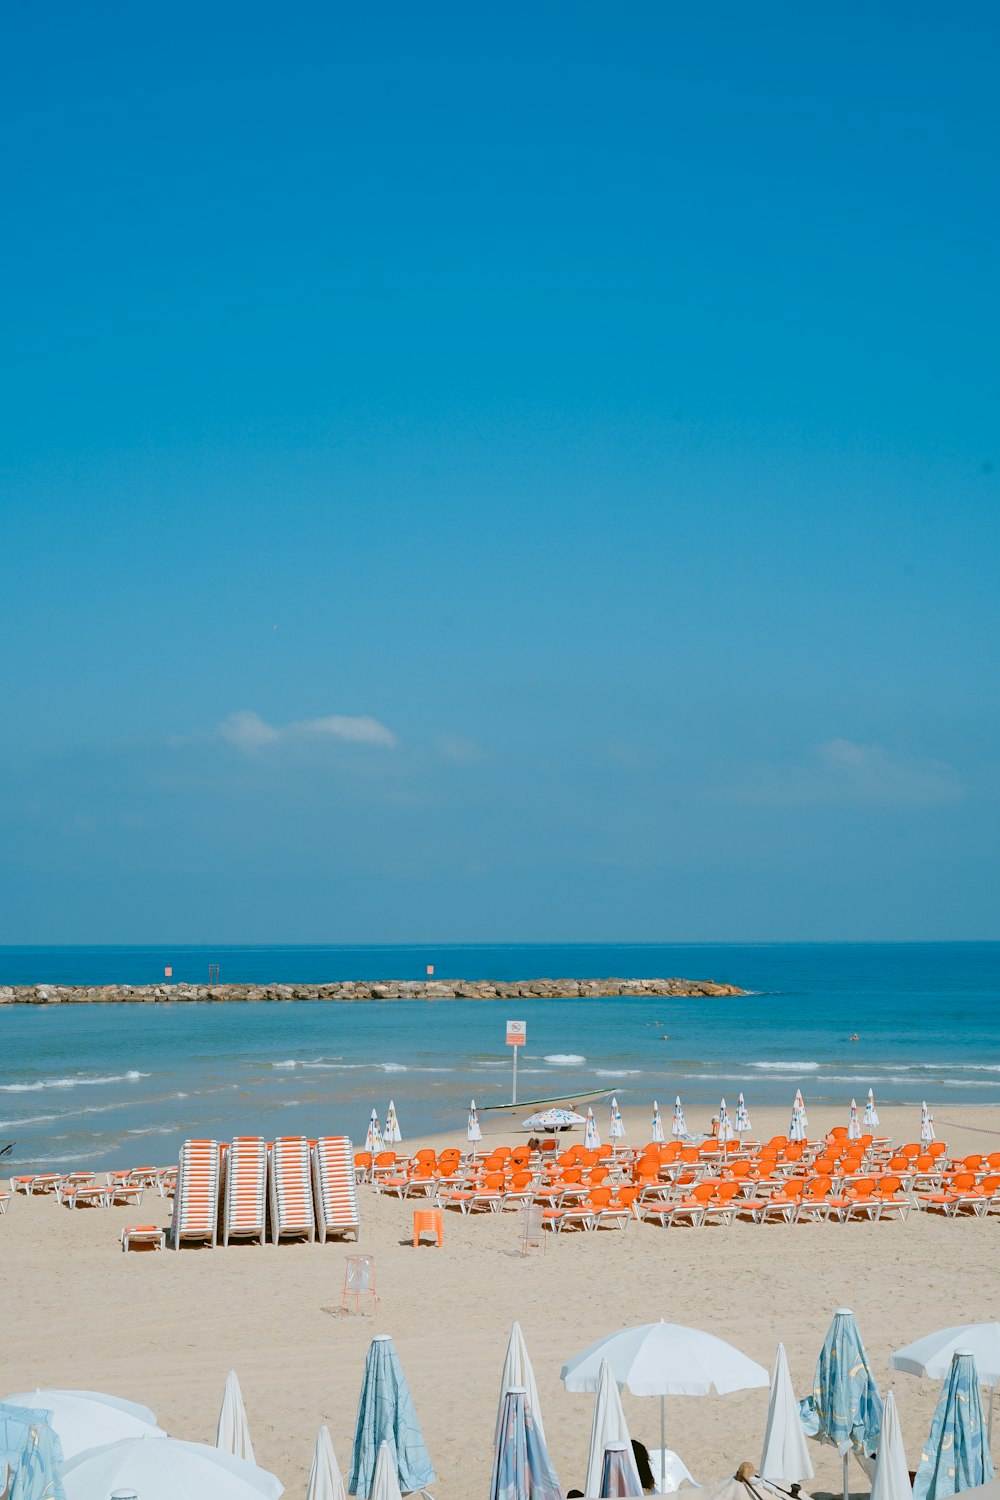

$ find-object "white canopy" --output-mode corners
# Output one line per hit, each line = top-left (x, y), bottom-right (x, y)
(496, 1320), (545, 1447)
(891, 1324), (1000, 1387)
(759, 1344), (814, 1485)
(370, 1440), (404, 1500)
(699, 1466), (814, 1500)
(61, 1434), (283, 1500)
(870, 1392), (911, 1500)
(584, 1359), (640, 1498)
(1, 1387), (164, 1461)
(306, 1425), (347, 1500)
(217, 1369), (255, 1464)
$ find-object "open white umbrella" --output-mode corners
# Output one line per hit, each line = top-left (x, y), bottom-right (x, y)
(759, 1344), (814, 1485)
(369, 1441), (403, 1500)
(892, 1324), (1000, 1443)
(561, 1320), (768, 1480)
(385, 1101), (402, 1145)
(522, 1108), (585, 1132)
(864, 1090), (880, 1128)
(700, 1463), (815, 1500)
(871, 1392), (911, 1500)
(584, 1359), (641, 1498)
(1, 1388), (165, 1461)
(62, 1434), (283, 1500)
(650, 1101), (665, 1145)
(217, 1370), (254, 1464)
(306, 1426), (347, 1500)
(497, 1321), (545, 1448)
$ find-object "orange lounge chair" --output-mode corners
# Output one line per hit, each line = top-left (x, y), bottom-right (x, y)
(466, 1172), (506, 1214)
(644, 1179), (718, 1229)
(872, 1175), (909, 1221)
(121, 1223), (166, 1251)
(756, 1179), (805, 1224)
(795, 1178), (833, 1222)
(700, 1181), (741, 1226)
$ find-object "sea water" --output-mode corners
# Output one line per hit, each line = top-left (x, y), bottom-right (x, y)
(0, 942), (997, 1170)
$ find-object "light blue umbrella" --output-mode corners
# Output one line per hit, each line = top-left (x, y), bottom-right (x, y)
(350, 1334), (434, 1499)
(490, 1387), (561, 1500)
(0, 1401), (65, 1500)
(799, 1308), (883, 1500)
(914, 1351), (994, 1500)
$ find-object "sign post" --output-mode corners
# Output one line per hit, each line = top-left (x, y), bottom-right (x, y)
(506, 1020), (526, 1105)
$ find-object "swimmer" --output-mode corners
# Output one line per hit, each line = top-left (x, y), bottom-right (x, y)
(850, 1032), (859, 1042)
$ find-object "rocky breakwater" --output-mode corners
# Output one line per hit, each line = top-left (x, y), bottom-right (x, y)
(0, 976), (745, 1004)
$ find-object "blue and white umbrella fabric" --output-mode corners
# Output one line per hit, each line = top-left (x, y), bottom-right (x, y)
(350, 1335), (435, 1499)
(468, 1099), (482, 1144)
(384, 1101), (402, 1146)
(490, 1387), (561, 1500)
(718, 1099), (735, 1144)
(913, 1350), (994, 1500)
(864, 1089), (880, 1129)
(650, 1101), (665, 1145)
(795, 1088), (809, 1129)
(365, 1110), (385, 1155)
(522, 1108), (585, 1131)
(0, 1401), (65, 1500)
(671, 1096), (687, 1139)
(799, 1308), (883, 1500)
(789, 1098), (807, 1143)
(921, 1102), (936, 1145)
(847, 1099), (861, 1142)
(609, 1098), (625, 1142)
(600, 1441), (641, 1498)
(585, 1108), (601, 1150)
(735, 1093), (751, 1135)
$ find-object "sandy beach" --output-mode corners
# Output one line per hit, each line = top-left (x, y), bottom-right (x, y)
(3, 1102), (1000, 1498)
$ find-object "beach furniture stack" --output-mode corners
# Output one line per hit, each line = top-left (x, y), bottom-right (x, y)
(269, 1135), (316, 1245)
(222, 1136), (269, 1247)
(170, 1138), (221, 1249)
(312, 1135), (361, 1242)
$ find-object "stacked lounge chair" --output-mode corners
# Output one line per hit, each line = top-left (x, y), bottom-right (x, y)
(222, 1136), (268, 1247)
(269, 1136), (316, 1244)
(312, 1136), (361, 1242)
(171, 1139), (221, 1249)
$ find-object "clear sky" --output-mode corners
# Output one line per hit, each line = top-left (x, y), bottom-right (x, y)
(2, 4), (997, 944)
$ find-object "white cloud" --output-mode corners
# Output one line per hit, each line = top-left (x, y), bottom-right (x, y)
(216, 710), (397, 751)
(716, 738), (963, 808)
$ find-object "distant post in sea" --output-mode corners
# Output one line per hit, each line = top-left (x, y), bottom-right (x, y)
(506, 1019), (526, 1104)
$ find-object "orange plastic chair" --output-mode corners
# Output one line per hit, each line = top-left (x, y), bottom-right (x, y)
(412, 1208), (443, 1247)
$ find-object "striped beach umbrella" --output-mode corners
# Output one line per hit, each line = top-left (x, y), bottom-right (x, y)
(585, 1107), (601, 1150)
(609, 1097), (625, 1142)
(490, 1387), (561, 1500)
(864, 1089), (879, 1129)
(599, 1442), (640, 1498)
(384, 1101), (402, 1146)
(718, 1098), (735, 1144)
(350, 1334), (435, 1498)
(467, 1099), (482, 1147)
(913, 1350), (993, 1500)
(365, 1110), (385, 1155)
(921, 1102), (936, 1144)
(650, 1101), (665, 1145)
(847, 1099), (861, 1141)
(671, 1096), (687, 1138)
(735, 1093), (751, 1135)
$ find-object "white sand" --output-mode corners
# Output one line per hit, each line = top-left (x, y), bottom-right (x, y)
(3, 1102), (1000, 1498)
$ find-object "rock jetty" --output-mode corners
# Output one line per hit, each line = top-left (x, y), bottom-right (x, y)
(0, 977), (745, 1005)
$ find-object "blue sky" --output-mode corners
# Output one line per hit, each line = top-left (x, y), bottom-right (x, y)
(2, 4), (997, 943)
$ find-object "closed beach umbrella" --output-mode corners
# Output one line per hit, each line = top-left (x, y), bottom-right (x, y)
(650, 1101), (665, 1145)
(847, 1100), (861, 1142)
(865, 1089), (880, 1128)
(2, 1387), (165, 1461)
(585, 1108), (601, 1150)
(600, 1441), (641, 1498)
(468, 1098), (483, 1154)
(719, 1099), (735, 1145)
(490, 1386), (561, 1500)
(609, 1097), (625, 1142)
(892, 1324), (1000, 1444)
(921, 1103), (936, 1145)
(914, 1352), (994, 1500)
(760, 1344), (814, 1486)
(366, 1110), (385, 1154)
(794, 1088), (808, 1128)
(497, 1321), (546, 1449)
(0, 1401), (65, 1499)
(871, 1392), (912, 1500)
(384, 1101), (402, 1146)
(306, 1425), (347, 1500)
(799, 1308), (883, 1500)
(671, 1097), (687, 1139)
(789, 1099), (807, 1144)
(585, 1359), (641, 1498)
(216, 1370), (254, 1464)
(369, 1441), (404, 1500)
(62, 1435), (283, 1500)
(349, 1334), (435, 1499)
(735, 1094), (751, 1136)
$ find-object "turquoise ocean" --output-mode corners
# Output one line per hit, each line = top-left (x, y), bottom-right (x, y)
(1, 943), (997, 1171)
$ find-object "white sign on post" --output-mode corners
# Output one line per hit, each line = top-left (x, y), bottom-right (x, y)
(506, 1020), (526, 1103)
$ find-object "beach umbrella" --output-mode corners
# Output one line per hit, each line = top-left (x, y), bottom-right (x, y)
(700, 1463), (816, 1500)
(522, 1108), (585, 1132)
(892, 1324), (1000, 1444)
(497, 1321), (546, 1449)
(0, 1401), (65, 1500)
(799, 1308), (883, 1500)
(216, 1370), (254, 1464)
(600, 1441), (641, 1498)
(561, 1319), (769, 1475)
(914, 1351), (994, 1500)
(735, 1093), (751, 1136)
(719, 1098), (735, 1146)
(349, 1334), (435, 1499)
(871, 1392), (912, 1500)
(609, 1097), (625, 1143)
(584, 1360), (641, 1498)
(794, 1088), (808, 1127)
(760, 1344), (814, 1485)
(671, 1096), (687, 1138)
(921, 1102), (936, 1145)
(585, 1107), (601, 1150)
(468, 1098), (483, 1156)
(865, 1089), (880, 1128)
(490, 1386), (561, 1500)
(369, 1441), (403, 1500)
(789, 1099), (807, 1144)
(650, 1101), (665, 1145)
(847, 1099), (861, 1142)
(306, 1425), (347, 1500)
(384, 1101), (402, 1145)
(365, 1110), (385, 1154)
(2, 1387), (165, 1461)
(62, 1435), (283, 1500)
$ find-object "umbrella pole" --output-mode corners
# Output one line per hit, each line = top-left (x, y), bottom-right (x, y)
(660, 1394), (666, 1493)
(842, 1450), (849, 1500)
(990, 1387), (994, 1449)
